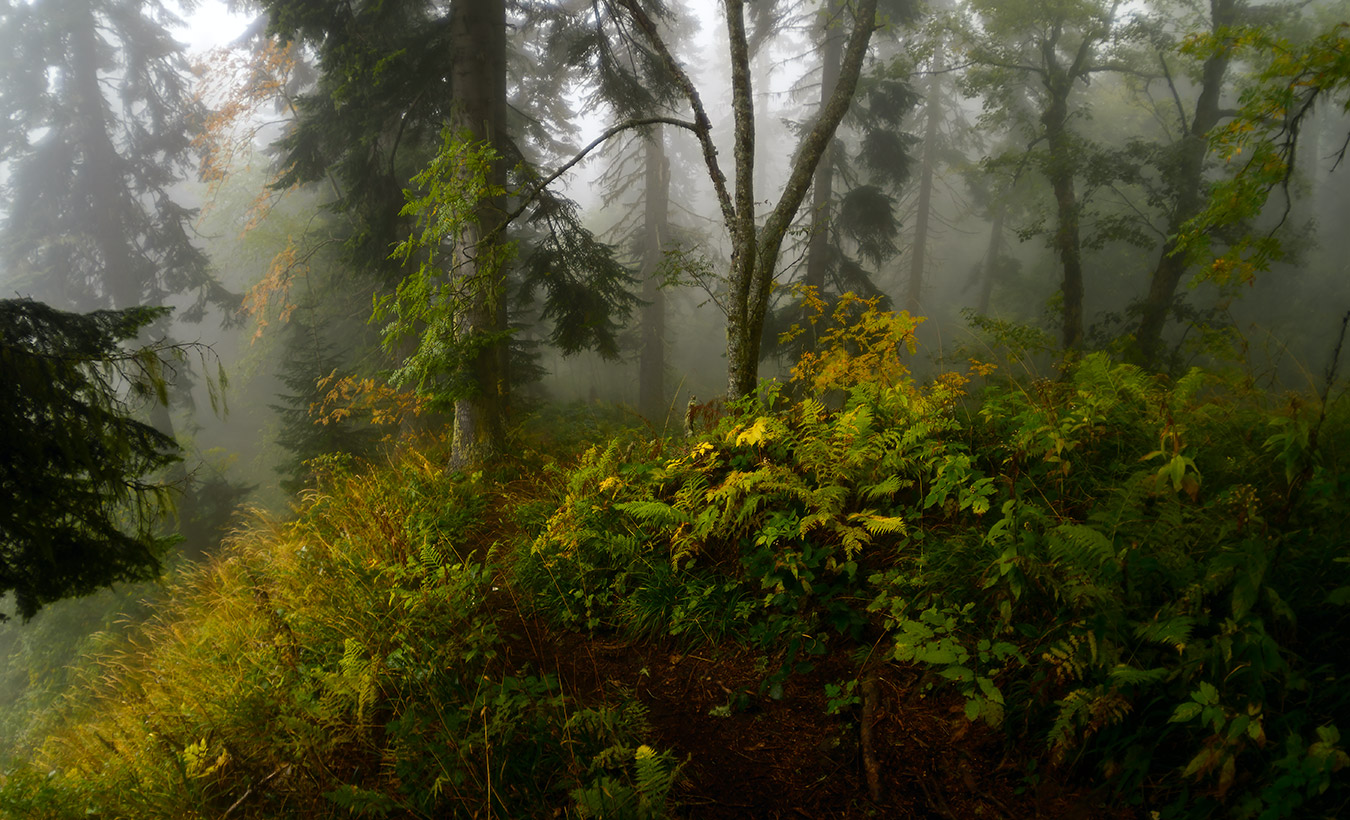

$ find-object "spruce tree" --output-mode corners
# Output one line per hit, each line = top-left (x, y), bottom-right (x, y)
(0, 0), (227, 318)
(0, 299), (179, 621)
(260, 0), (636, 466)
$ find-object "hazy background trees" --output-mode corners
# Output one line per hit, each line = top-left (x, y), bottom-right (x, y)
(1, 0), (1348, 631)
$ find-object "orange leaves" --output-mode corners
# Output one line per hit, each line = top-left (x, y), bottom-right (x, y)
(192, 38), (303, 222)
(240, 236), (303, 343)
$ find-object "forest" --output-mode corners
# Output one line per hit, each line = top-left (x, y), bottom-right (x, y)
(1, 0), (1349, 817)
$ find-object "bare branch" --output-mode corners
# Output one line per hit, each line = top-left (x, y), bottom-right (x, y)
(610, 0), (736, 230)
(1157, 51), (1189, 134)
(486, 116), (697, 243)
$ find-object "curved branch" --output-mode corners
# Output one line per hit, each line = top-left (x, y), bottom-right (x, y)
(487, 116), (698, 242)
(610, 0), (736, 230)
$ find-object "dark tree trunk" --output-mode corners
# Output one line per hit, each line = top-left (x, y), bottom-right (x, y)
(1135, 0), (1235, 368)
(73, 10), (188, 489)
(907, 46), (944, 314)
(1042, 74), (1085, 350)
(71, 9), (138, 312)
(638, 128), (670, 423)
(449, 0), (509, 467)
(803, 1), (844, 294)
(978, 202), (1006, 315)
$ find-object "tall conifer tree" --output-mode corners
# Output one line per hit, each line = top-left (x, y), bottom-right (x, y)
(0, 0), (226, 318)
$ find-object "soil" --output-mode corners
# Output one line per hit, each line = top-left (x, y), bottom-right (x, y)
(492, 596), (1139, 820)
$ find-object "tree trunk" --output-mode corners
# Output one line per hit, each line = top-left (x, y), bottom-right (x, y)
(71, 8), (138, 312)
(449, 0), (509, 468)
(978, 202), (1006, 315)
(617, 0), (878, 401)
(638, 128), (670, 422)
(907, 45), (944, 314)
(73, 9), (189, 493)
(803, 1), (844, 294)
(723, 0), (879, 400)
(1134, 0), (1235, 368)
(1042, 75), (1085, 351)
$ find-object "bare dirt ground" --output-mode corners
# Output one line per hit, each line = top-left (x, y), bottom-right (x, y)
(495, 602), (1139, 820)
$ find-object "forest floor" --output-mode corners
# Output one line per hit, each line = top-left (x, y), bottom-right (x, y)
(491, 590), (1139, 820)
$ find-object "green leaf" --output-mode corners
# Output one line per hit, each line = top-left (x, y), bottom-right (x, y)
(1170, 702), (1203, 723)
(964, 699), (982, 721)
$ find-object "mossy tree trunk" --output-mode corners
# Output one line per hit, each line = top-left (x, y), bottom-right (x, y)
(449, 0), (509, 468)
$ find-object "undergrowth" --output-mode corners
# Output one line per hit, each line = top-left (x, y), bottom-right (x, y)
(0, 448), (677, 819)
(2, 294), (1347, 819)
(520, 295), (1350, 818)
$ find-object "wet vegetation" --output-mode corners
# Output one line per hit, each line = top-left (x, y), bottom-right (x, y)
(2, 0), (1350, 817)
(4, 300), (1350, 818)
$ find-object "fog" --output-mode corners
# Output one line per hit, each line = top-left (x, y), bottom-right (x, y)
(3, 0), (1349, 770)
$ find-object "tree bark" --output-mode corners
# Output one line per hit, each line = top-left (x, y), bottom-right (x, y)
(978, 202), (1006, 315)
(907, 45), (944, 314)
(70, 8), (139, 312)
(73, 9), (189, 490)
(724, 0), (879, 400)
(638, 128), (671, 422)
(616, 0), (878, 401)
(1134, 0), (1235, 368)
(1042, 67), (1085, 351)
(449, 0), (509, 468)
(803, 0), (845, 294)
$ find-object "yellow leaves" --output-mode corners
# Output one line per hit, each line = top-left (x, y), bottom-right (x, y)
(730, 416), (789, 450)
(310, 371), (427, 431)
(968, 358), (998, 378)
(665, 440), (717, 471)
(734, 417), (772, 447)
(181, 738), (230, 780)
(786, 288), (923, 393)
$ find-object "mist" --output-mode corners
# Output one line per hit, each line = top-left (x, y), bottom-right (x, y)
(2, 0), (1349, 814)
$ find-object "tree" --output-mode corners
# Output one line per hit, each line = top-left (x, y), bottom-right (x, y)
(0, 300), (183, 622)
(0, 0), (236, 515)
(770, 0), (917, 354)
(637, 129), (672, 421)
(1173, 15), (1349, 297)
(958, 0), (1130, 350)
(905, 42), (946, 313)
(446, 0), (510, 467)
(0, 0), (229, 318)
(615, 0), (890, 399)
(1131, 0), (1246, 367)
(260, 0), (637, 467)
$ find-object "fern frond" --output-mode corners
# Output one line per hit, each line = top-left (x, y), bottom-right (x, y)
(616, 501), (689, 528)
(1134, 614), (1195, 650)
(860, 475), (904, 501)
(1048, 524), (1114, 571)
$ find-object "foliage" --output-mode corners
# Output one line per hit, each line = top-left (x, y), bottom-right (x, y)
(0, 0), (230, 319)
(0, 300), (193, 621)
(524, 296), (993, 675)
(270, 319), (386, 496)
(523, 294), (1350, 815)
(377, 133), (516, 410)
(0, 445), (675, 819)
(1180, 21), (1350, 284)
(7, 292), (1350, 818)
